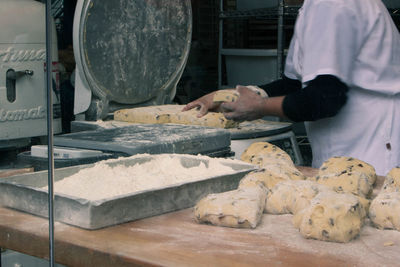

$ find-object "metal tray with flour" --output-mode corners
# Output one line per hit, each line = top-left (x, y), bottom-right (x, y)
(0, 154), (256, 230)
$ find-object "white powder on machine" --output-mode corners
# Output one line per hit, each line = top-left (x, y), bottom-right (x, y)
(42, 154), (244, 201)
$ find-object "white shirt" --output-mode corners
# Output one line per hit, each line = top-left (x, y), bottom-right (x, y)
(284, 0), (400, 175)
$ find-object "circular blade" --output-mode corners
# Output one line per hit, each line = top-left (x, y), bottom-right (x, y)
(76, 0), (192, 104)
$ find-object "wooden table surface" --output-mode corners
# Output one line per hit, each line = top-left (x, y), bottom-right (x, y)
(0, 167), (399, 267)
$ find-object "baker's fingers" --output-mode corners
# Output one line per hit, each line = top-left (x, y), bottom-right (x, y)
(236, 85), (258, 96)
(235, 85), (247, 91)
(181, 102), (199, 111)
(223, 111), (244, 122)
(196, 104), (210, 117)
(222, 110), (234, 120)
(220, 101), (235, 113)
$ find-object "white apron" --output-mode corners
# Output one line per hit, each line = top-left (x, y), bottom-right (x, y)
(284, 0), (400, 175)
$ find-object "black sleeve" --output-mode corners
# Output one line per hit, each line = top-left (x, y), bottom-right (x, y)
(258, 75), (302, 97)
(282, 75), (349, 122)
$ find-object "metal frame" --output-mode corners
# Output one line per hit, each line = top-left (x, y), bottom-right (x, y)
(218, 3), (399, 88)
(217, 1), (299, 88)
(45, 0), (56, 266)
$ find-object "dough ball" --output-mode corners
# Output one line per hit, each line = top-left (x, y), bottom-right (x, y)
(213, 87), (267, 103)
(315, 171), (373, 198)
(318, 156), (377, 186)
(369, 192), (400, 231)
(247, 154), (295, 168)
(381, 167), (400, 193)
(240, 142), (294, 167)
(355, 196), (371, 217)
(213, 89), (240, 102)
(238, 163), (305, 191)
(245, 85), (269, 98)
(193, 187), (267, 229)
(237, 170), (273, 190)
(293, 191), (365, 243)
(266, 180), (331, 215)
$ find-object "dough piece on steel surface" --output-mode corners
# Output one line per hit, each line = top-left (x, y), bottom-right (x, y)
(171, 108), (239, 128)
(114, 104), (239, 128)
(246, 85), (268, 98)
(193, 186), (266, 229)
(293, 191), (365, 243)
(212, 86), (267, 103)
(114, 104), (180, 124)
(213, 89), (240, 103)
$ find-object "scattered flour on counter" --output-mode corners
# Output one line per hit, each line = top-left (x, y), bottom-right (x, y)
(42, 154), (245, 201)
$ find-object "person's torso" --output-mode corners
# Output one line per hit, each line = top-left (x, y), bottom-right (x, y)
(284, 0), (400, 175)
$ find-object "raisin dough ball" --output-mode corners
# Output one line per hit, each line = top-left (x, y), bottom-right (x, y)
(318, 156), (377, 186)
(381, 167), (400, 193)
(213, 87), (267, 103)
(265, 180), (332, 215)
(369, 192), (400, 231)
(194, 186), (266, 229)
(240, 142), (294, 167)
(313, 171), (373, 199)
(239, 163), (305, 191)
(213, 89), (240, 102)
(293, 191), (366, 243)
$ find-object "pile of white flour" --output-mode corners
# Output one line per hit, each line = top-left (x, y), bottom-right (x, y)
(43, 154), (244, 201)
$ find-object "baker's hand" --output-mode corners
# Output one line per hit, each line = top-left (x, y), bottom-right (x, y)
(182, 91), (222, 118)
(221, 85), (267, 122)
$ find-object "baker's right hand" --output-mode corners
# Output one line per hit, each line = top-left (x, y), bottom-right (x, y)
(182, 91), (221, 118)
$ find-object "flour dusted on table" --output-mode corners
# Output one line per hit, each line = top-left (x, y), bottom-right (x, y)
(42, 154), (244, 201)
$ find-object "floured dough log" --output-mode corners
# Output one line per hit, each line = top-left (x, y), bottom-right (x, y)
(381, 167), (400, 193)
(265, 180), (331, 215)
(114, 104), (239, 129)
(293, 191), (366, 243)
(313, 171), (373, 199)
(238, 163), (305, 191)
(114, 104), (179, 124)
(240, 142), (294, 167)
(212, 87), (268, 103)
(170, 108), (238, 128)
(369, 192), (400, 231)
(318, 156), (377, 186)
(194, 187), (267, 229)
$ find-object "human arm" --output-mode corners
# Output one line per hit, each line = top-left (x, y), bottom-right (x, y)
(181, 91), (223, 117)
(180, 75), (298, 117)
(222, 75), (349, 122)
(258, 75), (302, 97)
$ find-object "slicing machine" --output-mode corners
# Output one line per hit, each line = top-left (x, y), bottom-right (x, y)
(72, 0), (192, 120)
(16, 0), (237, 168)
(8, 0), (302, 168)
(0, 0), (61, 149)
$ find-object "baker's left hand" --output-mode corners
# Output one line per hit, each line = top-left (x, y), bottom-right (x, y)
(221, 85), (268, 122)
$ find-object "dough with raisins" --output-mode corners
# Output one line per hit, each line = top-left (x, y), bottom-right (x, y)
(293, 191), (365, 243)
(194, 186), (266, 229)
